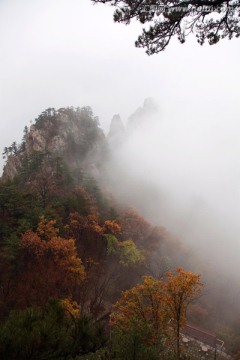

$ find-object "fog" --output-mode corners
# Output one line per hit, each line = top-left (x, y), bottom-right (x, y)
(1, 0), (240, 278)
(105, 98), (240, 277)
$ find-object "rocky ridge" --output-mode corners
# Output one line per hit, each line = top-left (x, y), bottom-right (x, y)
(2, 107), (108, 180)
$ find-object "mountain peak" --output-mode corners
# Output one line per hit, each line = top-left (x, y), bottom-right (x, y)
(2, 107), (108, 180)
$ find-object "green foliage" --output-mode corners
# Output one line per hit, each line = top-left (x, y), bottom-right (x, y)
(0, 181), (42, 241)
(16, 218), (33, 235)
(106, 234), (145, 267)
(34, 108), (58, 131)
(0, 299), (106, 360)
(0, 182), (22, 213)
(118, 239), (145, 267)
(0, 299), (71, 360)
(18, 151), (46, 181)
(2, 234), (20, 260)
(111, 318), (164, 360)
(92, 0), (240, 53)
(2, 142), (20, 160)
(74, 314), (107, 355)
(56, 193), (88, 217)
(83, 176), (109, 215)
(106, 234), (118, 256)
(0, 182), (31, 241)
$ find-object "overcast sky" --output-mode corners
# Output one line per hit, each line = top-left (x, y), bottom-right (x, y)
(1, 0), (240, 273)
(1, 0), (239, 161)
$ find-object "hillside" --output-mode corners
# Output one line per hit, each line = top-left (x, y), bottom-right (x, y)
(0, 106), (239, 359)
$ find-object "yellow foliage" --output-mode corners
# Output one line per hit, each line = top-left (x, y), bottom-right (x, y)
(61, 297), (80, 318)
(111, 276), (167, 341)
(164, 267), (204, 329)
(111, 268), (204, 349)
(37, 216), (59, 240)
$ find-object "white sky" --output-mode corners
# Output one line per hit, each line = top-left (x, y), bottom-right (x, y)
(0, 0), (239, 165)
(1, 0), (240, 273)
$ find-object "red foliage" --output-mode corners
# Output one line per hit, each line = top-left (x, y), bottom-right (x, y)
(118, 208), (151, 245)
(8, 218), (85, 309)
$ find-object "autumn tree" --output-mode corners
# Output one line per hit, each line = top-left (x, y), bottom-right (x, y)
(92, 0), (240, 53)
(66, 212), (146, 317)
(118, 208), (151, 246)
(9, 217), (85, 309)
(164, 268), (203, 359)
(110, 268), (203, 359)
(66, 212), (112, 315)
(117, 209), (165, 272)
(111, 276), (167, 344)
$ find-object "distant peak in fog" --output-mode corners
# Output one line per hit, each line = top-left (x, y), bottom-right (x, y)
(127, 97), (158, 132)
(108, 114), (125, 135)
(107, 98), (159, 150)
(107, 114), (126, 148)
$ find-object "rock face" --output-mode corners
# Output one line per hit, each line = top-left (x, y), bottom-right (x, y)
(2, 107), (108, 180)
(1, 99), (157, 180)
(1, 155), (21, 180)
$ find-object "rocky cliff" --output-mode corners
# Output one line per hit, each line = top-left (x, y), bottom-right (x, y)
(2, 107), (108, 180)
(2, 99), (157, 181)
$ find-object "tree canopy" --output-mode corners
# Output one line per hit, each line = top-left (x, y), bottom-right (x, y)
(110, 269), (203, 359)
(92, 0), (240, 53)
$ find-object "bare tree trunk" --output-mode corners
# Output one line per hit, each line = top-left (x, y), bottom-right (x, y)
(176, 321), (180, 360)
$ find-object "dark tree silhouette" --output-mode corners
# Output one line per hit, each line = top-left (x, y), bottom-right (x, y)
(92, 0), (240, 53)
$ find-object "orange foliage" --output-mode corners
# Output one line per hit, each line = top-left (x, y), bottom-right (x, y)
(111, 276), (167, 340)
(67, 212), (103, 237)
(37, 216), (59, 240)
(103, 220), (121, 235)
(61, 297), (80, 318)
(20, 230), (46, 257)
(111, 268), (204, 355)
(13, 218), (85, 309)
(164, 267), (204, 328)
(164, 268), (204, 358)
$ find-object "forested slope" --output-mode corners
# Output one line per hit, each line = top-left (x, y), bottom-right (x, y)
(0, 107), (239, 359)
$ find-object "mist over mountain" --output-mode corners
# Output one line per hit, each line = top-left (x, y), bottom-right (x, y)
(1, 0), (240, 357)
(105, 98), (240, 279)
(1, 102), (240, 356)
(3, 100), (240, 279)
(2, 99), (240, 280)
